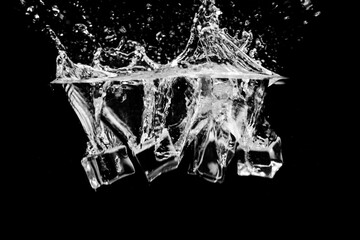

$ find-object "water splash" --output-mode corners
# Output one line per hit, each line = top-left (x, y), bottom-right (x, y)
(20, 0), (321, 70)
(19, 0), (322, 188)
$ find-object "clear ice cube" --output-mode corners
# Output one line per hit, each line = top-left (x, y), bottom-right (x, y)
(135, 128), (178, 182)
(81, 145), (135, 189)
(100, 78), (182, 182)
(237, 137), (283, 178)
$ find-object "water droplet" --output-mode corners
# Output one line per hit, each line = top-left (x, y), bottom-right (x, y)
(249, 48), (256, 58)
(156, 31), (166, 42)
(52, 5), (60, 17)
(169, 30), (175, 38)
(255, 38), (264, 48)
(301, 0), (313, 10)
(119, 26), (127, 34)
(301, 0), (311, 7)
(314, 11), (321, 17)
(147, 16), (154, 22)
(146, 3), (152, 10)
(26, 6), (34, 15)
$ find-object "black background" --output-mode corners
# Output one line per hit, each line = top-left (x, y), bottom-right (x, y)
(7, 0), (341, 232)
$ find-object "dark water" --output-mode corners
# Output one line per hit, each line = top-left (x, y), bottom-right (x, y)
(8, 0), (338, 229)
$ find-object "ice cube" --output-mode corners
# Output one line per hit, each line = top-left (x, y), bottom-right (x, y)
(237, 137), (283, 178)
(81, 145), (135, 189)
(135, 128), (179, 182)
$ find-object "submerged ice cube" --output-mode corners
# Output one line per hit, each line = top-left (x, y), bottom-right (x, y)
(188, 125), (236, 183)
(100, 77), (192, 182)
(81, 145), (135, 189)
(55, 50), (136, 189)
(101, 80), (144, 146)
(135, 129), (178, 181)
(237, 137), (283, 178)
